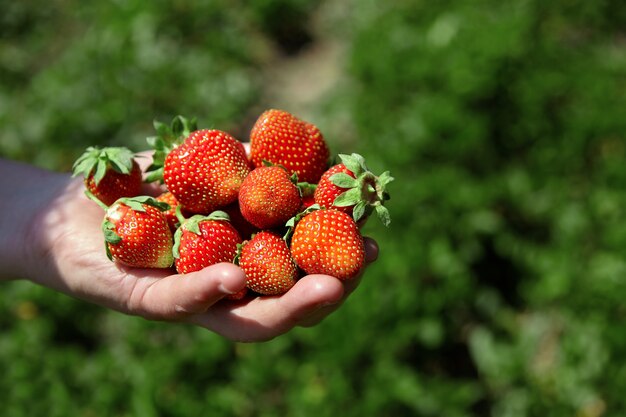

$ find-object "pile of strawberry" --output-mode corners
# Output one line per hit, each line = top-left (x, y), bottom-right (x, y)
(73, 109), (393, 299)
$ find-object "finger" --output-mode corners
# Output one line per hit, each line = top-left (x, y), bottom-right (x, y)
(364, 236), (379, 264)
(190, 274), (345, 342)
(127, 263), (246, 320)
(299, 237), (379, 327)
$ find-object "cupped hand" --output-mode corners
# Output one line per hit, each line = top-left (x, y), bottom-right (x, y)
(27, 173), (378, 342)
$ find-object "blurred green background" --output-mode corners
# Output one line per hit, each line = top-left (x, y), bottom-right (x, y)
(2, 0), (626, 415)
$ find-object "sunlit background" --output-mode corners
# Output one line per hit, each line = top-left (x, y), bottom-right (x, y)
(2, 0), (626, 416)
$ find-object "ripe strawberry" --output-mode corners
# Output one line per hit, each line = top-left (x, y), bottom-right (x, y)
(173, 211), (242, 275)
(72, 146), (143, 206)
(250, 109), (330, 183)
(102, 196), (173, 268)
(314, 153), (393, 226)
(238, 166), (302, 229)
(155, 191), (185, 232)
(145, 115), (250, 214)
(164, 129), (250, 214)
(237, 231), (298, 295)
(289, 209), (365, 280)
(145, 115), (198, 183)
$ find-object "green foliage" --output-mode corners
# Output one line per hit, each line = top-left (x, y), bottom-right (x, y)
(0, 0), (261, 169)
(2, 0), (626, 416)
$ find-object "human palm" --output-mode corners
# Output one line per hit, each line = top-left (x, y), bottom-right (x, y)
(27, 172), (378, 342)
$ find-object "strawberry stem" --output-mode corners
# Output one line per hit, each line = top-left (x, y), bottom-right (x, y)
(84, 188), (109, 210)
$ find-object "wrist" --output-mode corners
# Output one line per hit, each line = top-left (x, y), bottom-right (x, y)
(0, 159), (72, 282)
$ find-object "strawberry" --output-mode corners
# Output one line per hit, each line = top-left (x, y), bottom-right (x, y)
(145, 115), (198, 184)
(102, 196), (173, 268)
(72, 146), (143, 206)
(164, 129), (250, 214)
(250, 109), (330, 183)
(314, 153), (393, 226)
(238, 166), (302, 229)
(155, 191), (185, 232)
(289, 208), (365, 280)
(173, 211), (242, 275)
(145, 115), (250, 214)
(237, 231), (298, 295)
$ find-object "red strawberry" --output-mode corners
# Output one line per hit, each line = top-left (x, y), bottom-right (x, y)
(102, 196), (173, 268)
(155, 191), (185, 232)
(164, 129), (250, 214)
(314, 153), (393, 226)
(173, 211), (242, 274)
(237, 231), (298, 295)
(250, 109), (330, 183)
(72, 146), (143, 206)
(238, 166), (302, 229)
(145, 116), (250, 214)
(289, 208), (365, 280)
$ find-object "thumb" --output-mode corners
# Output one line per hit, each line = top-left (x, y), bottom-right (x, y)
(131, 263), (246, 320)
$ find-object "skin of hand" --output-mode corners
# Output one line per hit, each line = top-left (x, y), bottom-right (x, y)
(0, 156), (379, 342)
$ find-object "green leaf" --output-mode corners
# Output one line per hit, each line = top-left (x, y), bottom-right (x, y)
(185, 215), (204, 235)
(297, 181), (317, 197)
(330, 173), (358, 188)
(145, 115), (197, 183)
(378, 171), (395, 187)
(375, 204), (391, 227)
(84, 189), (108, 210)
(172, 227), (183, 259)
(353, 201), (367, 222)
(116, 196), (168, 212)
(145, 167), (164, 184)
(93, 160), (108, 185)
(206, 210), (231, 222)
(338, 153), (365, 176)
(333, 188), (361, 207)
(102, 220), (122, 244)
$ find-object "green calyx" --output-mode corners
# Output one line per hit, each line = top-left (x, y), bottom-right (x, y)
(145, 115), (198, 183)
(72, 146), (136, 185)
(331, 153), (394, 227)
(172, 210), (230, 259)
(102, 219), (121, 261)
(114, 195), (171, 213)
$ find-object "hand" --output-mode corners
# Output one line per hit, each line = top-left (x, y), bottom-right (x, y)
(2, 159), (378, 342)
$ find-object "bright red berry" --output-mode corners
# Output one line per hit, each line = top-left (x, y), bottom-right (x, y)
(314, 164), (355, 216)
(290, 209), (365, 280)
(314, 153), (393, 226)
(164, 129), (250, 214)
(173, 211), (242, 274)
(250, 109), (330, 183)
(238, 166), (302, 229)
(73, 146), (143, 206)
(155, 191), (185, 232)
(102, 196), (174, 268)
(237, 231), (298, 295)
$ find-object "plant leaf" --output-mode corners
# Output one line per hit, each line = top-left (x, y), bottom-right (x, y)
(333, 188), (361, 207)
(330, 173), (358, 188)
(338, 153), (364, 176)
(375, 204), (391, 227)
(353, 200), (367, 222)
